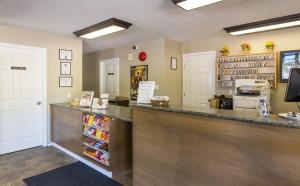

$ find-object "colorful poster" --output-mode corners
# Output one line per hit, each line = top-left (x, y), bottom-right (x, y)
(130, 65), (148, 100)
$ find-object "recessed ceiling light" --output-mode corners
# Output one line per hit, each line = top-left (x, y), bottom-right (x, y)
(224, 13), (300, 36)
(172, 0), (223, 10)
(74, 18), (132, 39)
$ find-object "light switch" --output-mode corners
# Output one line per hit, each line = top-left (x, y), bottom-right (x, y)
(155, 85), (159, 90)
(128, 53), (134, 61)
(67, 93), (72, 99)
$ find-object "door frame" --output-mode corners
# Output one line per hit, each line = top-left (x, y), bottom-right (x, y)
(99, 58), (120, 97)
(182, 51), (216, 105)
(0, 42), (48, 147)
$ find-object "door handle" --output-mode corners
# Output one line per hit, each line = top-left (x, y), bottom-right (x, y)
(36, 101), (42, 105)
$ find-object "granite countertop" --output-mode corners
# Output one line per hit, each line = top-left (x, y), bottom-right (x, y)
(131, 103), (300, 129)
(51, 103), (132, 122)
(51, 103), (300, 129)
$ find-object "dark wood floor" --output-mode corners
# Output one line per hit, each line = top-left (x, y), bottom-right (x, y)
(0, 146), (132, 186)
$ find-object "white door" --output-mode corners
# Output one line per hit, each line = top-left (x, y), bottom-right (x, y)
(0, 44), (45, 155)
(100, 58), (119, 99)
(183, 51), (216, 107)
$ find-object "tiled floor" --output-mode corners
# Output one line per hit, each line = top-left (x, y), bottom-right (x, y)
(0, 146), (132, 186)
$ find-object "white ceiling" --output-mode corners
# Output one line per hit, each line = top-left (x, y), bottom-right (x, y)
(0, 0), (299, 53)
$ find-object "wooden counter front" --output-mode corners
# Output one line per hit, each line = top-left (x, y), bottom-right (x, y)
(51, 105), (82, 155)
(132, 107), (300, 186)
(50, 104), (132, 177)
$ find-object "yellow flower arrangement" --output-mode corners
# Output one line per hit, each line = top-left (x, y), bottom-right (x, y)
(241, 43), (251, 54)
(220, 46), (230, 56)
(265, 41), (275, 52)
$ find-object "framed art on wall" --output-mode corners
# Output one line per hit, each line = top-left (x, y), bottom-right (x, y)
(59, 77), (73, 87)
(60, 62), (71, 75)
(59, 49), (72, 61)
(280, 50), (300, 83)
(130, 65), (148, 100)
(171, 57), (177, 70)
(79, 91), (94, 107)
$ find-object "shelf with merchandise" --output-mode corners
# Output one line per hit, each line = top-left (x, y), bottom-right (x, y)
(216, 52), (277, 88)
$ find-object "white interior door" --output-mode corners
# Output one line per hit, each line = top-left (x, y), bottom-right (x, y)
(0, 44), (45, 155)
(183, 51), (216, 107)
(100, 58), (119, 99)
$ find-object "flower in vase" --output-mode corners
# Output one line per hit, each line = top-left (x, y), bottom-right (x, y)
(241, 43), (251, 53)
(220, 46), (230, 56)
(265, 41), (275, 52)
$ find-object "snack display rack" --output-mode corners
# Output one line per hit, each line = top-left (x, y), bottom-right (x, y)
(217, 52), (277, 88)
(82, 113), (111, 167)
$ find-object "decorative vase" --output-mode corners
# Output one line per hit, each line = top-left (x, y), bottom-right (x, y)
(266, 45), (274, 52)
(241, 43), (251, 54)
(221, 52), (229, 56)
(242, 48), (250, 54)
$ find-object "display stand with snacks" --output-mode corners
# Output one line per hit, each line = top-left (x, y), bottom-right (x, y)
(81, 111), (132, 175)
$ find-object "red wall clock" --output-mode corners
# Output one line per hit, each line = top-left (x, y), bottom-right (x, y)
(139, 51), (147, 62)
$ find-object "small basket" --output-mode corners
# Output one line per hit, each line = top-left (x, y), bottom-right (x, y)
(150, 99), (169, 107)
(69, 100), (80, 107)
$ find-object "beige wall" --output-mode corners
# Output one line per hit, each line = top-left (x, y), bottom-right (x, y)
(83, 27), (300, 113)
(83, 38), (183, 105)
(165, 39), (182, 105)
(0, 25), (83, 103)
(83, 53), (99, 95)
(182, 27), (300, 113)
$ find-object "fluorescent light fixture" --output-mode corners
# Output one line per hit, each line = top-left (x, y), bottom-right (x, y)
(224, 13), (300, 36)
(172, 0), (222, 10)
(80, 26), (125, 39)
(74, 18), (132, 39)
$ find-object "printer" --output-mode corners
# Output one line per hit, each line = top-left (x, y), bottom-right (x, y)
(233, 79), (271, 112)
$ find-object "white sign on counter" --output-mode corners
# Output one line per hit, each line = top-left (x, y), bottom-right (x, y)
(137, 81), (155, 104)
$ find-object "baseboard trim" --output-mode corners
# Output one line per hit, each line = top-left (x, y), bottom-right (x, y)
(49, 143), (112, 178)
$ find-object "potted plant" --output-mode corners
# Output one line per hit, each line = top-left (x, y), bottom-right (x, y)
(265, 41), (275, 52)
(241, 43), (251, 54)
(220, 46), (230, 56)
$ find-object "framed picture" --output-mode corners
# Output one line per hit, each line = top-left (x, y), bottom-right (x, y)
(59, 49), (72, 61)
(171, 57), (177, 70)
(59, 77), (72, 87)
(60, 62), (71, 75)
(280, 50), (300, 83)
(130, 65), (148, 100)
(79, 91), (94, 107)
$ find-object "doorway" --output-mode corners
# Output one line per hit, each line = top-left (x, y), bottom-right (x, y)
(99, 58), (120, 99)
(183, 51), (216, 107)
(0, 43), (47, 155)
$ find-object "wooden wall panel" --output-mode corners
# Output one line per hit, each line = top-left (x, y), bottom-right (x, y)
(110, 119), (132, 177)
(51, 106), (82, 155)
(133, 108), (300, 186)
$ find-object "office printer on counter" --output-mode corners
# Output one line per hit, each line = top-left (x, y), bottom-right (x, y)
(233, 79), (271, 112)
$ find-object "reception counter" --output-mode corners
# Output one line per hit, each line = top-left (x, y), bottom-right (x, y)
(131, 104), (300, 186)
(51, 102), (300, 185)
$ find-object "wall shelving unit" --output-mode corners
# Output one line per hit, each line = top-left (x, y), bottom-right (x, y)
(217, 52), (278, 88)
